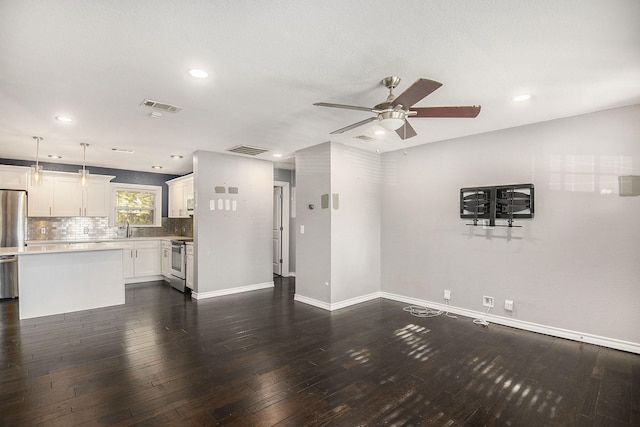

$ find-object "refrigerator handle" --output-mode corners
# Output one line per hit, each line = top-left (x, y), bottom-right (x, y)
(0, 256), (18, 263)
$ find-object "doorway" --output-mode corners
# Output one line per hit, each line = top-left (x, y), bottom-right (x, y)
(273, 181), (290, 276)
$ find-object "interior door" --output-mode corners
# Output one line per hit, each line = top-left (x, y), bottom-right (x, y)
(273, 186), (283, 275)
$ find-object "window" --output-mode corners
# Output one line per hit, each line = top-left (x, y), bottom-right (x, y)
(111, 184), (162, 227)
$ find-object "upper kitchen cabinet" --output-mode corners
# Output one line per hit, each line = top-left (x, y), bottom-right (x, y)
(27, 171), (115, 217)
(0, 165), (29, 190)
(166, 174), (193, 218)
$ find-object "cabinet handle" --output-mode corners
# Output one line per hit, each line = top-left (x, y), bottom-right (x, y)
(136, 249), (138, 258)
(130, 250), (133, 258)
(79, 207), (82, 216)
(49, 207), (52, 216)
(84, 208), (87, 216)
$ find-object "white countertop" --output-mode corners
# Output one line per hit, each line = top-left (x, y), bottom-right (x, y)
(1, 242), (128, 256)
(25, 235), (189, 245)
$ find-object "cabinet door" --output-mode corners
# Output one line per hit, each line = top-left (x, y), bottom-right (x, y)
(185, 245), (193, 289)
(134, 241), (161, 277)
(161, 242), (171, 277)
(0, 166), (28, 190)
(168, 184), (185, 217)
(53, 176), (83, 216)
(122, 244), (135, 278)
(27, 176), (54, 217)
(84, 179), (110, 217)
(183, 178), (193, 214)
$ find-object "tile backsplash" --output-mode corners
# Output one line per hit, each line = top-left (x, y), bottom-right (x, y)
(27, 217), (193, 241)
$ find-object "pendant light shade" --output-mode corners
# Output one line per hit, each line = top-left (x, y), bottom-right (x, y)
(30, 136), (44, 187)
(79, 143), (90, 188)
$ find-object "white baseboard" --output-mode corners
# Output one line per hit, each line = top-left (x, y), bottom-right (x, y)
(380, 292), (640, 355)
(125, 275), (164, 284)
(192, 281), (274, 300)
(294, 292), (381, 311)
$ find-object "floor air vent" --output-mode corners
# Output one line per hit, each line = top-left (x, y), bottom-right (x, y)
(140, 99), (182, 113)
(227, 145), (269, 156)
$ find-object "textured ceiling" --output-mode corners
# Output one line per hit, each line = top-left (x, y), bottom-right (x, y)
(1, 0), (639, 175)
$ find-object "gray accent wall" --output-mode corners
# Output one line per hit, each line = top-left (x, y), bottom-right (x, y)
(193, 151), (273, 293)
(381, 105), (640, 344)
(296, 142), (381, 305)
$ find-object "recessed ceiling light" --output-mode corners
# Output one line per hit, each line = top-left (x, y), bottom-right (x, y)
(188, 68), (209, 79)
(374, 129), (386, 135)
(151, 165), (163, 170)
(170, 154), (183, 159)
(273, 154), (283, 158)
(112, 148), (135, 153)
(48, 154), (62, 159)
(55, 115), (73, 123)
(512, 94), (532, 102)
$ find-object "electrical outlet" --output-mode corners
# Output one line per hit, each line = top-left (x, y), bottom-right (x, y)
(444, 290), (451, 300)
(83, 227), (89, 234)
(483, 296), (494, 308)
(505, 299), (514, 311)
(40, 227), (46, 234)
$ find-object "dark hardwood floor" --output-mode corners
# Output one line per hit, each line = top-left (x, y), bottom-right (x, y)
(1, 277), (638, 426)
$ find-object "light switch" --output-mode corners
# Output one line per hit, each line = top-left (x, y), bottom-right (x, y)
(209, 200), (215, 210)
(300, 225), (305, 234)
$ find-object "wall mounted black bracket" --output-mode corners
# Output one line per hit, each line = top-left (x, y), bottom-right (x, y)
(460, 183), (534, 227)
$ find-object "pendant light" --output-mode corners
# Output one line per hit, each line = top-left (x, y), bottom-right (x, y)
(30, 136), (44, 186)
(79, 143), (90, 188)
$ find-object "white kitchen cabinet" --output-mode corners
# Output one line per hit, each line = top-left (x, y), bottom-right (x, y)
(27, 175), (55, 216)
(27, 171), (114, 217)
(161, 240), (171, 280)
(53, 176), (84, 216)
(0, 165), (29, 190)
(84, 178), (112, 216)
(122, 242), (135, 278)
(166, 174), (193, 218)
(122, 240), (161, 282)
(185, 243), (194, 290)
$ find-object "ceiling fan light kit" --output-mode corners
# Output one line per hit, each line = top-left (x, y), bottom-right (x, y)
(315, 76), (481, 140)
(378, 111), (406, 131)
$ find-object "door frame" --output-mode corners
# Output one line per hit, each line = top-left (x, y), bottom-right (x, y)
(274, 181), (290, 277)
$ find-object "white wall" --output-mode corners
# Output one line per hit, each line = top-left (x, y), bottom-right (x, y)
(295, 143), (332, 303)
(330, 143), (381, 303)
(295, 142), (382, 306)
(193, 151), (273, 294)
(381, 105), (640, 344)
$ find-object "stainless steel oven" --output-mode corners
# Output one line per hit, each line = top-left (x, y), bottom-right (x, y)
(169, 238), (192, 292)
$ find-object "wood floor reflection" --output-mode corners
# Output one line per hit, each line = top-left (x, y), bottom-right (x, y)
(0, 277), (638, 426)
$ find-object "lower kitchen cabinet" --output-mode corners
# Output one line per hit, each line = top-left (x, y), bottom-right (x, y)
(161, 240), (171, 280)
(122, 240), (161, 282)
(185, 243), (193, 290)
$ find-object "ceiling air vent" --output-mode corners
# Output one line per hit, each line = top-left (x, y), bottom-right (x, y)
(355, 135), (375, 142)
(227, 145), (269, 156)
(140, 99), (182, 113)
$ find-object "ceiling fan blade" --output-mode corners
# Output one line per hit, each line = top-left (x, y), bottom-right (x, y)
(411, 105), (481, 118)
(391, 78), (443, 108)
(395, 120), (417, 140)
(314, 102), (373, 112)
(329, 116), (377, 134)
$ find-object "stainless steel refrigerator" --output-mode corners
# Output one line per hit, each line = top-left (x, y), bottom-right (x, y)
(0, 190), (26, 298)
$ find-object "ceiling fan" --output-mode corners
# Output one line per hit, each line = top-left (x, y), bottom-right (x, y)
(314, 76), (481, 140)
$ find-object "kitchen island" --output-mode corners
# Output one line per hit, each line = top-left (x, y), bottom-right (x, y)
(3, 243), (126, 320)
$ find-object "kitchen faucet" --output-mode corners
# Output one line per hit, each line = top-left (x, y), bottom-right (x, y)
(126, 221), (132, 238)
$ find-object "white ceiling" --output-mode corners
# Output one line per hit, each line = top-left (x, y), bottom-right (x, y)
(1, 1), (639, 176)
